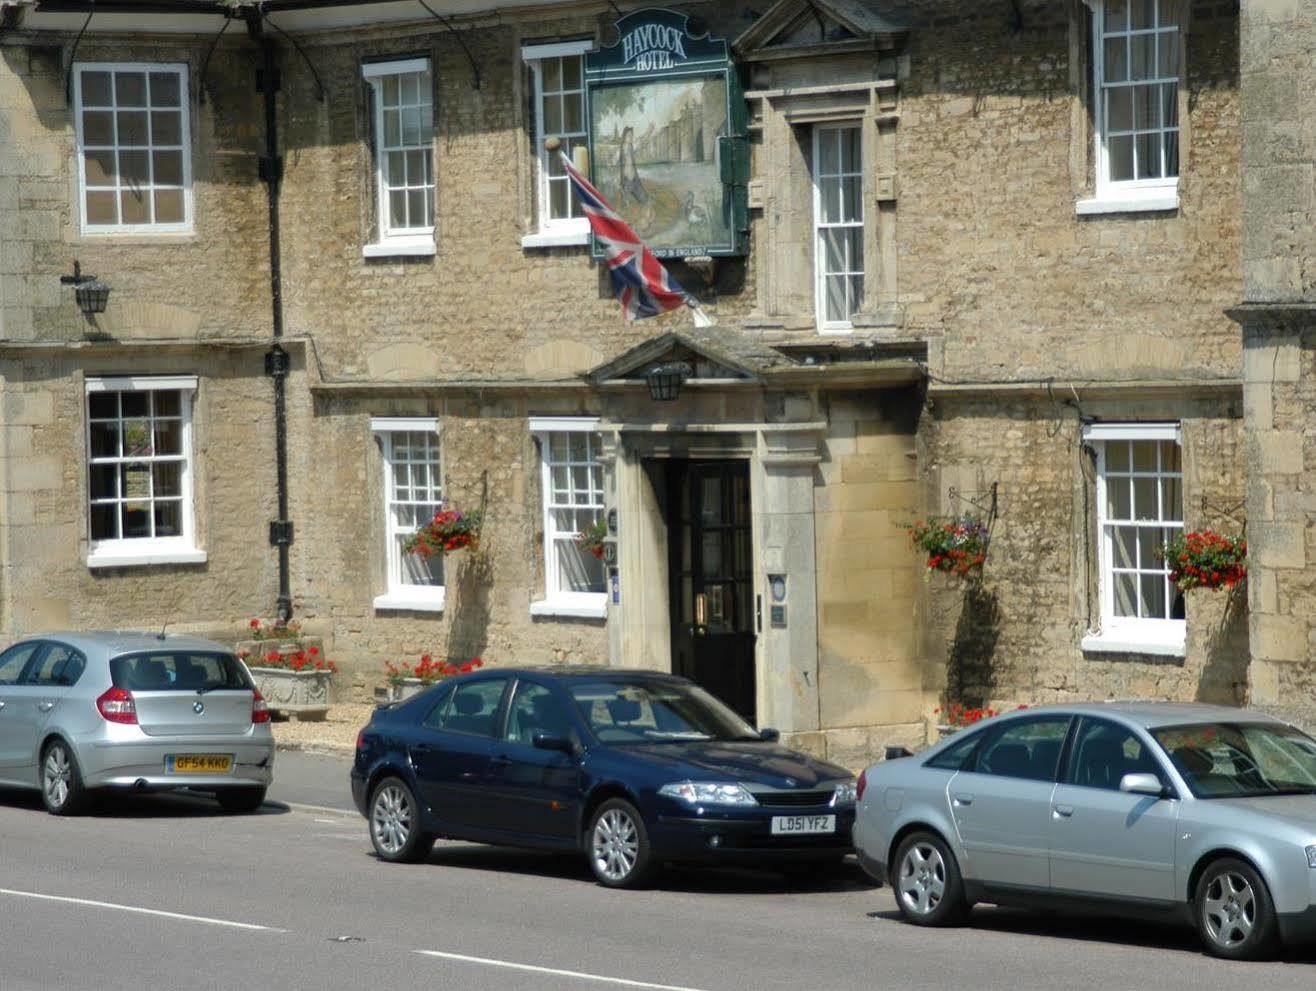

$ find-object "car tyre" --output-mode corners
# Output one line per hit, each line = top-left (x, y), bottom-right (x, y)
(368, 777), (434, 864)
(216, 787), (267, 814)
(891, 831), (969, 926)
(1194, 857), (1280, 960)
(41, 739), (90, 816)
(587, 798), (655, 889)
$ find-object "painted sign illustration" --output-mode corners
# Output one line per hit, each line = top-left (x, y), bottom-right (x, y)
(586, 9), (748, 258)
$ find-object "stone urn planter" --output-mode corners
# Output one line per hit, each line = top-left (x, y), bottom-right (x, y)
(237, 636), (334, 721)
(375, 678), (431, 703)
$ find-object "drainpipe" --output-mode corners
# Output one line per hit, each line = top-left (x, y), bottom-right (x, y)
(249, 14), (294, 623)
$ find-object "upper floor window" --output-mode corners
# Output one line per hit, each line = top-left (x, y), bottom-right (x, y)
(74, 64), (192, 234)
(1083, 423), (1185, 656)
(85, 375), (204, 568)
(530, 418), (606, 618)
(372, 419), (444, 611)
(1091, 0), (1180, 207)
(363, 58), (435, 257)
(522, 40), (592, 248)
(812, 123), (864, 332)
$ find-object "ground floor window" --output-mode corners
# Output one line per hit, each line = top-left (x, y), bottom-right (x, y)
(372, 418), (444, 611)
(530, 417), (606, 619)
(1083, 422), (1185, 655)
(85, 375), (204, 568)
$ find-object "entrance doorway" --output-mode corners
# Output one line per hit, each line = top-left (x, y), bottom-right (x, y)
(666, 460), (756, 724)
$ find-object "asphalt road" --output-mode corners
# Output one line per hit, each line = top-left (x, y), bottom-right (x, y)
(1, 761), (1313, 991)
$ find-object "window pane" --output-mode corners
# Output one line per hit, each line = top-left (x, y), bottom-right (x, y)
(83, 111), (115, 146)
(1159, 0), (1180, 28)
(120, 189), (149, 224)
(550, 179), (570, 220)
(1164, 131), (1179, 178)
(1105, 0), (1128, 31)
(1130, 0), (1154, 30)
(1138, 528), (1166, 569)
(1113, 572), (1137, 616)
(1104, 37), (1128, 83)
(976, 719), (1071, 781)
(382, 74), (399, 105)
(1107, 477), (1131, 520)
(1136, 131), (1161, 179)
(562, 55), (582, 90)
(117, 111), (149, 147)
(825, 274), (847, 324)
(89, 463), (118, 500)
(543, 57), (561, 92)
(90, 420), (119, 458)
(1112, 526), (1135, 569)
(154, 500), (182, 537)
(1161, 476), (1182, 520)
(557, 540), (605, 593)
(1133, 477), (1158, 520)
(401, 540), (443, 586)
(400, 72), (419, 105)
(1107, 88), (1133, 132)
(115, 72), (147, 107)
(121, 463), (151, 501)
(1107, 135), (1134, 181)
(544, 94), (563, 135)
(153, 461), (182, 498)
(1131, 440), (1157, 472)
(818, 130), (838, 173)
(84, 150), (117, 185)
(407, 189), (425, 228)
(90, 504), (118, 540)
(1130, 34), (1154, 81)
(843, 176), (863, 223)
(1161, 83), (1178, 130)
(154, 150), (183, 186)
(436, 679), (507, 736)
(149, 71), (181, 107)
(384, 108), (400, 146)
(80, 71), (112, 107)
(389, 189), (406, 227)
(1132, 84), (1157, 131)
(1069, 720), (1159, 791)
(1141, 573), (1167, 619)
(1157, 31), (1178, 77)
(401, 107), (421, 146)
(123, 418), (153, 457)
(154, 189), (184, 223)
(123, 501), (151, 537)
(1105, 440), (1129, 472)
(119, 149), (149, 187)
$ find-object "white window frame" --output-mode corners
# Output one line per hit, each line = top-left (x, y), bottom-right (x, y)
(1081, 422), (1185, 656)
(529, 416), (607, 619)
(362, 58), (436, 257)
(521, 40), (593, 249)
(84, 375), (205, 568)
(812, 122), (865, 333)
(372, 417), (445, 612)
(73, 62), (194, 235)
(1079, 0), (1181, 215)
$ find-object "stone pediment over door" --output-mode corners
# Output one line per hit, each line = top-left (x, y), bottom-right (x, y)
(584, 329), (793, 386)
(733, 0), (910, 62)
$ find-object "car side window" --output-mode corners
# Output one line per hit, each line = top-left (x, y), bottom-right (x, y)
(0, 642), (43, 686)
(24, 644), (86, 687)
(1065, 717), (1163, 791)
(505, 682), (572, 745)
(925, 729), (984, 770)
(972, 717), (1071, 782)
(420, 685), (455, 730)
(428, 678), (508, 737)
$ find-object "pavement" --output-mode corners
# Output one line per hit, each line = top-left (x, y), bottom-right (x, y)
(2, 752), (1315, 989)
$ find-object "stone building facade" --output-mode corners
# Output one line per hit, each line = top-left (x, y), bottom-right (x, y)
(0, 0), (1286, 766)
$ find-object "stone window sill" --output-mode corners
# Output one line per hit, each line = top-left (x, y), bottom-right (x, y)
(521, 229), (590, 250)
(87, 545), (207, 569)
(363, 239), (436, 258)
(1081, 630), (1185, 658)
(1075, 193), (1179, 216)
(530, 595), (607, 620)
(374, 590), (445, 613)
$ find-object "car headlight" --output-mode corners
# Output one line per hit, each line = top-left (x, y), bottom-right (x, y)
(831, 781), (858, 805)
(1306, 845), (1316, 869)
(658, 781), (758, 806)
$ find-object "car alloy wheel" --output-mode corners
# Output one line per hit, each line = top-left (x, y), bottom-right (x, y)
(1196, 858), (1278, 960)
(41, 740), (88, 816)
(891, 831), (968, 926)
(587, 798), (654, 888)
(368, 777), (434, 864)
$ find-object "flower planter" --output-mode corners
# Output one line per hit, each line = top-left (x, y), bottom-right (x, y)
(936, 724), (959, 740)
(247, 666), (334, 721)
(376, 678), (433, 703)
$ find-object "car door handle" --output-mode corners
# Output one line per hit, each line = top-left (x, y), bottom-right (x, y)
(0, 700), (5, 711)
(1053, 804), (1074, 818)
(458, 771), (480, 782)
(491, 754), (511, 765)
(952, 793), (973, 807)
(38, 701), (55, 712)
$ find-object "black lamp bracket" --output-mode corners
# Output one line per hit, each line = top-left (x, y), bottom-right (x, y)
(416, 0), (482, 90)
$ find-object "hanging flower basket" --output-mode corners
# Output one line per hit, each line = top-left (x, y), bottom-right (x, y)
(403, 506), (483, 558)
(1160, 530), (1247, 591)
(908, 515), (990, 579)
(575, 519), (608, 560)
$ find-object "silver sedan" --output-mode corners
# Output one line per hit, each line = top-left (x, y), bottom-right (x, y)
(0, 631), (275, 814)
(853, 702), (1316, 960)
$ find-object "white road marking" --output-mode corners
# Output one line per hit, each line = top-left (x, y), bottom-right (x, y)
(282, 801), (357, 817)
(415, 950), (714, 991)
(0, 888), (282, 932)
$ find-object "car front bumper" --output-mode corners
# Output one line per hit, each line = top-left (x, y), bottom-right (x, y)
(650, 807), (855, 864)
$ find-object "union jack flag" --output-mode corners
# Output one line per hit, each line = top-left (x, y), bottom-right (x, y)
(560, 152), (705, 323)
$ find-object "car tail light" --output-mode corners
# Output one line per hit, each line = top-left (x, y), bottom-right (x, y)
(355, 728), (366, 752)
(856, 768), (867, 802)
(251, 689), (271, 724)
(96, 686), (138, 725)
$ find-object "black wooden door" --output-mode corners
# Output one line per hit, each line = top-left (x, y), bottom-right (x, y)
(668, 460), (756, 724)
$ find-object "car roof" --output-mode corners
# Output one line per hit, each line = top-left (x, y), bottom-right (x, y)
(992, 700), (1287, 730)
(18, 630), (235, 657)
(473, 666), (690, 683)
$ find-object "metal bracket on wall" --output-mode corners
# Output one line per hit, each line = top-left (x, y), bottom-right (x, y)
(416, 0), (481, 90)
(197, 15), (233, 106)
(62, 9), (94, 105)
(947, 481), (1000, 553)
(264, 344), (291, 378)
(269, 520), (295, 547)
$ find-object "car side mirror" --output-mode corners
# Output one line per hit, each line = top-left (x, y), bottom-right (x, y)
(1119, 772), (1166, 797)
(532, 732), (574, 755)
(758, 727), (780, 743)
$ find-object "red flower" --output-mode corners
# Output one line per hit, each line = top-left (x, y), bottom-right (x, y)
(249, 619), (261, 629)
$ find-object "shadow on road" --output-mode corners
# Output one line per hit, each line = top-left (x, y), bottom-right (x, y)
(867, 906), (1316, 965)
(0, 786), (289, 819)
(407, 842), (876, 895)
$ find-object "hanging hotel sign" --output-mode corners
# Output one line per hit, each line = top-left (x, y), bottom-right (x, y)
(585, 9), (749, 259)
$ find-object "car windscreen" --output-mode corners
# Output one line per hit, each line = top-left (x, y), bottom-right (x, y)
(569, 680), (757, 744)
(111, 651), (253, 693)
(1152, 722), (1316, 798)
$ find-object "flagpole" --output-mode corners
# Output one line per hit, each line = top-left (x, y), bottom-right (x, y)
(688, 300), (714, 328)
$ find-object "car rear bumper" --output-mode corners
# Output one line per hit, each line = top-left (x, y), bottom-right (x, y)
(651, 809), (855, 863)
(80, 739), (275, 789)
(350, 770), (368, 815)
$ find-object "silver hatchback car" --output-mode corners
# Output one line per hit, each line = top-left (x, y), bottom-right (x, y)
(854, 703), (1316, 960)
(0, 631), (275, 815)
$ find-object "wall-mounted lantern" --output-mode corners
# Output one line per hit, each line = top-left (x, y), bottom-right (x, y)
(645, 361), (692, 402)
(60, 261), (111, 316)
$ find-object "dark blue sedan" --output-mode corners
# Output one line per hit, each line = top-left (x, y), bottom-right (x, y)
(350, 667), (857, 887)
